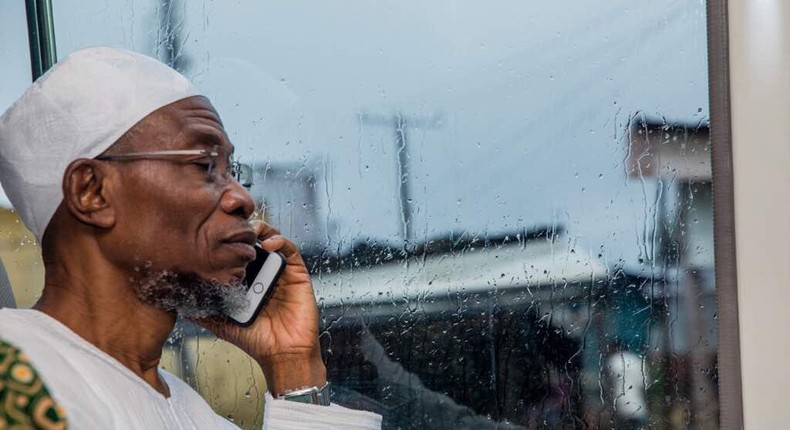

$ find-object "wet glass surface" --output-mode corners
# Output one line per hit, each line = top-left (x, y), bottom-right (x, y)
(0, 0), (41, 308)
(1, 1), (717, 428)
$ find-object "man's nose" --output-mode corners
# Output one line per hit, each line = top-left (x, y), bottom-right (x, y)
(220, 181), (255, 219)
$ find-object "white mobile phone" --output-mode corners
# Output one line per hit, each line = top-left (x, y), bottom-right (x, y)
(227, 244), (286, 326)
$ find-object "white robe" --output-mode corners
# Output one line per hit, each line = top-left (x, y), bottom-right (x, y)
(0, 308), (381, 429)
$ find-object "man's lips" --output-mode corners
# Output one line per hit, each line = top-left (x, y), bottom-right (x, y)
(222, 230), (258, 261)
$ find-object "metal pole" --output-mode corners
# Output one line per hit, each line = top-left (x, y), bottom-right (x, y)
(25, 0), (43, 81)
(25, 0), (57, 81)
(394, 114), (413, 244)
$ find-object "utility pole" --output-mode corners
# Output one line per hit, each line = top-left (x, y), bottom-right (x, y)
(361, 112), (442, 246)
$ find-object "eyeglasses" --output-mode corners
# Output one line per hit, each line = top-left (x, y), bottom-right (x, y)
(96, 147), (254, 188)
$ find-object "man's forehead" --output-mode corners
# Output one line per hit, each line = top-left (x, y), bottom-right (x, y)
(164, 97), (223, 128)
(150, 97), (234, 152)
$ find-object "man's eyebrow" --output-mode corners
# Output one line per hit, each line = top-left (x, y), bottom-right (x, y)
(183, 127), (234, 153)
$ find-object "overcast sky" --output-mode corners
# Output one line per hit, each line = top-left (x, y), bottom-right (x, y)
(0, 0), (710, 268)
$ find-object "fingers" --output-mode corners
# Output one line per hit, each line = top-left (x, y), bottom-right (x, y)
(251, 221), (304, 264)
(260, 234), (303, 264)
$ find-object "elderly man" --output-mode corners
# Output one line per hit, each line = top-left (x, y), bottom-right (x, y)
(0, 47), (381, 429)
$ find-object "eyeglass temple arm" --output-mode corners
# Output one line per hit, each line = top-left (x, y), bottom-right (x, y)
(97, 150), (218, 160)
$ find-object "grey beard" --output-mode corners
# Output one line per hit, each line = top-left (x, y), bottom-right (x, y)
(133, 270), (249, 319)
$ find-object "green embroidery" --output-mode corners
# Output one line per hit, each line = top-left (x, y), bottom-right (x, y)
(0, 339), (67, 430)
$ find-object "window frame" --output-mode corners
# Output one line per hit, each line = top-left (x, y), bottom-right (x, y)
(705, 1), (743, 428)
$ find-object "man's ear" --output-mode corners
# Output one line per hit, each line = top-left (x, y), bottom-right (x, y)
(61, 159), (116, 230)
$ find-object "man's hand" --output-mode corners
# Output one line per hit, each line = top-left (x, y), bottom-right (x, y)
(197, 221), (326, 395)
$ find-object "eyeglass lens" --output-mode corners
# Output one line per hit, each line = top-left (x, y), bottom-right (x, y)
(205, 147), (253, 188)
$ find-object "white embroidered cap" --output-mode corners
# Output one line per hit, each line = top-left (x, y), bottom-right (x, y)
(0, 47), (201, 243)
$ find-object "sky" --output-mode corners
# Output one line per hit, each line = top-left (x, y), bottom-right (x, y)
(0, 0), (711, 268)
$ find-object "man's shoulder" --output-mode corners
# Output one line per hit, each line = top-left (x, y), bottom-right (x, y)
(0, 307), (40, 322)
(0, 308), (44, 332)
(0, 308), (73, 376)
(0, 308), (52, 344)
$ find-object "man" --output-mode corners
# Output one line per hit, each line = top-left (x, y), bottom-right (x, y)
(0, 47), (381, 429)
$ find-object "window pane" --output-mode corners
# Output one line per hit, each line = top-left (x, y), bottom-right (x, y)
(46, 1), (718, 428)
(0, 0), (43, 309)
(0, 1), (31, 109)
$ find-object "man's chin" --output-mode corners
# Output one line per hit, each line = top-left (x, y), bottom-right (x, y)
(132, 270), (249, 320)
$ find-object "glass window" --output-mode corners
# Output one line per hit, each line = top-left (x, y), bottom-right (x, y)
(6, 1), (718, 428)
(0, 0), (43, 309)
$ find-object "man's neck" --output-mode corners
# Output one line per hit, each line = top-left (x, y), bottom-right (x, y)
(35, 265), (176, 397)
